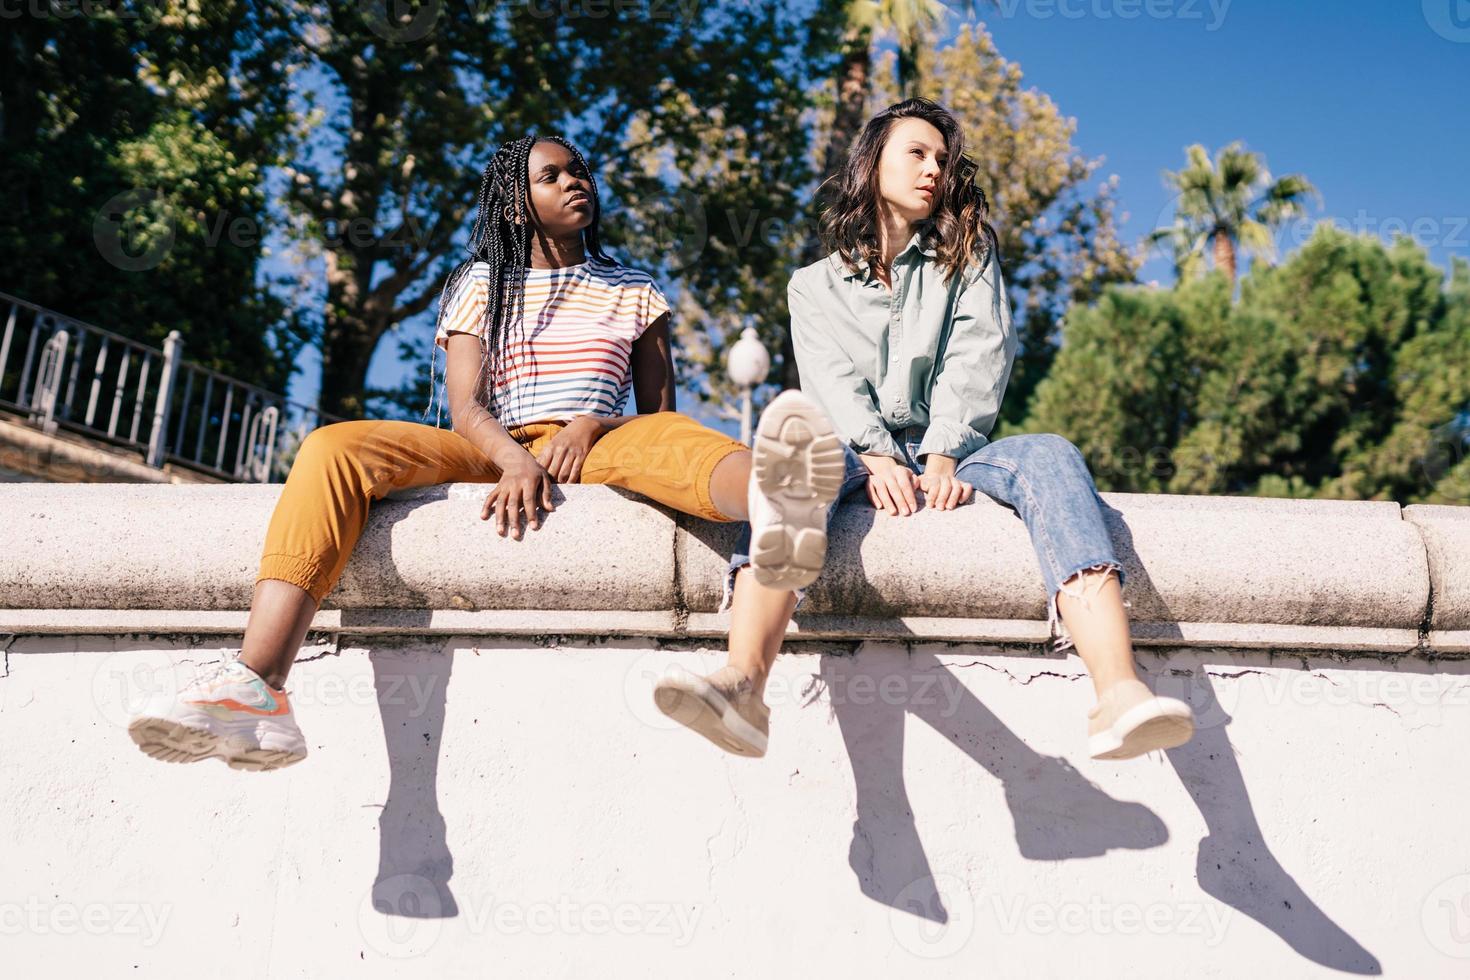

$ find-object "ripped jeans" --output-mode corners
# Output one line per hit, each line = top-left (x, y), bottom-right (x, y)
(720, 426), (1128, 653)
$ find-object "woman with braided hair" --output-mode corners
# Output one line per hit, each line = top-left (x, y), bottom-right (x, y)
(126, 134), (844, 769)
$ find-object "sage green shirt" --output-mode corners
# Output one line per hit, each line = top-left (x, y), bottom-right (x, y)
(788, 229), (1017, 464)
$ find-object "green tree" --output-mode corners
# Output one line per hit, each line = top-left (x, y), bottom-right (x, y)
(1025, 226), (1470, 504)
(278, 1), (832, 420)
(0, 1), (303, 390)
(1148, 141), (1318, 285)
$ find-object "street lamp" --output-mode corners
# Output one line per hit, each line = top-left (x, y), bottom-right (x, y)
(726, 326), (770, 446)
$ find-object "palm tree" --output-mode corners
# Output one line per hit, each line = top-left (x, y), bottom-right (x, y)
(1149, 142), (1318, 285)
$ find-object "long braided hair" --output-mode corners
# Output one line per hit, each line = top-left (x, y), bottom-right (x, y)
(423, 134), (613, 427)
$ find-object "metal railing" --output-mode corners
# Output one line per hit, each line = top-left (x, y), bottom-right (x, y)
(0, 292), (344, 483)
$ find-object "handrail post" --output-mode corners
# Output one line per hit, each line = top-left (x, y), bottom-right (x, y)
(147, 329), (183, 469)
(29, 329), (69, 434)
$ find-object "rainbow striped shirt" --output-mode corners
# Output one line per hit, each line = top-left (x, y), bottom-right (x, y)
(433, 258), (670, 428)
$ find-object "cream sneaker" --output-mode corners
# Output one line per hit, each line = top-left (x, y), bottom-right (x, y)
(748, 390), (845, 592)
(1087, 678), (1195, 760)
(653, 665), (770, 757)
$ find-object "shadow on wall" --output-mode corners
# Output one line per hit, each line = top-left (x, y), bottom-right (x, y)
(361, 494), (1381, 975)
(370, 648), (458, 919)
(361, 639), (1381, 974)
(825, 651), (1381, 975)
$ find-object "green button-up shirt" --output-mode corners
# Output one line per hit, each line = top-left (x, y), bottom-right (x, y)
(787, 229), (1017, 464)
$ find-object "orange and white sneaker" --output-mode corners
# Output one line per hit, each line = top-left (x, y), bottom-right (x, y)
(127, 660), (307, 772)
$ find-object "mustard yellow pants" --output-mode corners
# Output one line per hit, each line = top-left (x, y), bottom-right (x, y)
(257, 413), (748, 604)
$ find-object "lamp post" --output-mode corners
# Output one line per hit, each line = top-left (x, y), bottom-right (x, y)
(725, 326), (770, 446)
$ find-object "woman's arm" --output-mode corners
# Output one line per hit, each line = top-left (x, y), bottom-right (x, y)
(788, 273), (904, 462)
(444, 332), (554, 538)
(631, 310), (676, 415)
(444, 333), (535, 467)
(915, 255), (1018, 466)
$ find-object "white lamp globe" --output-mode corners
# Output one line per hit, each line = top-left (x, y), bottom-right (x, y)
(726, 327), (770, 388)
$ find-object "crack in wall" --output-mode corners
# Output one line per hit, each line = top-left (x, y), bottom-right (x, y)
(947, 659), (1086, 685)
(1405, 509), (1437, 655)
(670, 518), (690, 636)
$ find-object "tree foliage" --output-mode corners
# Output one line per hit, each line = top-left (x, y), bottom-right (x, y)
(1023, 226), (1470, 504)
(0, 1), (304, 390)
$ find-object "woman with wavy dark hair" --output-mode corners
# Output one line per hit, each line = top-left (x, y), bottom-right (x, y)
(754, 98), (1195, 760)
(126, 134), (845, 769)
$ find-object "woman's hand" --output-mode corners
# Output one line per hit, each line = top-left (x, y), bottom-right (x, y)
(536, 416), (608, 484)
(915, 454), (973, 511)
(481, 451), (555, 540)
(859, 452), (920, 516)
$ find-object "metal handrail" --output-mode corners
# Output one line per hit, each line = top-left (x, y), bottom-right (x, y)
(0, 291), (346, 483)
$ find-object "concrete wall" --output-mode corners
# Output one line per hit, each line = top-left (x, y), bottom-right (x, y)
(2, 483), (1469, 978)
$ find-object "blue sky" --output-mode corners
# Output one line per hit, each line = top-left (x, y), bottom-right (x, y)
(285, 2), (1470, 419)
(976, 0), (1470, 282)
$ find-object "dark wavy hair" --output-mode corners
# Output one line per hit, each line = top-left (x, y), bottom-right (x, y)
(818, 98), (996, 287)
(424, 134), (612, 427)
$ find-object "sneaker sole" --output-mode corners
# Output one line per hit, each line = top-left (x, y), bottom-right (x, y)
(652, 667), (768, 758)
(1088, 697), (1195, 760)
(127, 716), (307, 772)
(750, 392), (846, 592)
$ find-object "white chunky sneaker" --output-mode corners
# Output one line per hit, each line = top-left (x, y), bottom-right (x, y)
(748, 389), (846, 592)
(127, 660), (308, 772)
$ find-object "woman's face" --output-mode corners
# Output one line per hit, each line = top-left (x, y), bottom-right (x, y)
(875, 117), (947, 226)
(524, 140), (595, 238)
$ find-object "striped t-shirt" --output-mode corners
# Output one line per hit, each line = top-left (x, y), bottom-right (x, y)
(433, 258), (670, 428)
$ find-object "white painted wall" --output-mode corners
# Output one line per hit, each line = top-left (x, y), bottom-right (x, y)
(2, 635), (1468, 978)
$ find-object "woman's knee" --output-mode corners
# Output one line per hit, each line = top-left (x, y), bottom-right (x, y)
(296, 420), (375, 462)
(1017, 432), (1088, 470)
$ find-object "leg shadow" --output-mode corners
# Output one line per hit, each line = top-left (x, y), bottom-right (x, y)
(1167, 672), (1381, 974)
(1104, 501), (1380, 972)
(370, 645), (459, 919)
(824, 648), (1169, 923)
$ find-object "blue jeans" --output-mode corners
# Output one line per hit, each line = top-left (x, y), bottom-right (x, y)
(720, 426), (1128, 653)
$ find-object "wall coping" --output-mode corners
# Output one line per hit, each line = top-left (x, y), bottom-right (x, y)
(1, 483), (1465, 657)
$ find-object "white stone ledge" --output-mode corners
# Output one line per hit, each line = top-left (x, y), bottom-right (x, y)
(0, 482), (1459, 656)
